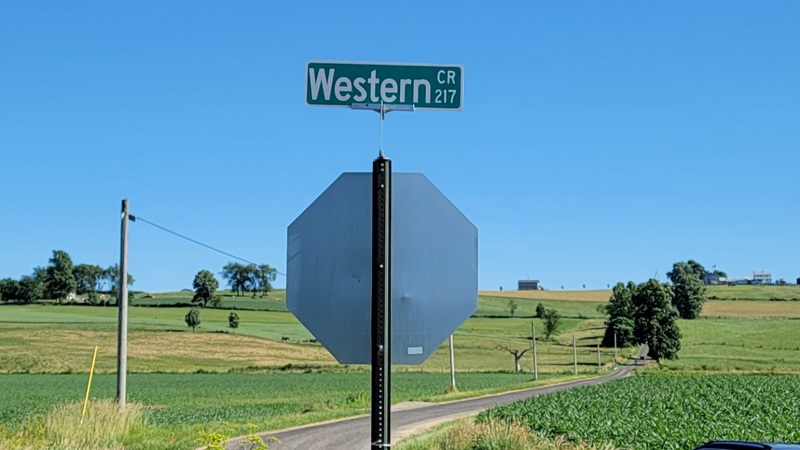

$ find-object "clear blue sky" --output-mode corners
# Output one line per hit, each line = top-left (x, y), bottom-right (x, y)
(2, 2), (798, 292)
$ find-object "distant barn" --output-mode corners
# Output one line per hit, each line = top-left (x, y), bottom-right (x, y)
(518, 280), (540, 290)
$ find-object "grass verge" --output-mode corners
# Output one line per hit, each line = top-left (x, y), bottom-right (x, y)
(0, 399), (145, 450)
(396, 418), (618, 450)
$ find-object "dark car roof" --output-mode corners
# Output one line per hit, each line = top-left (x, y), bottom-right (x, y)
(695, 442), (800, 450)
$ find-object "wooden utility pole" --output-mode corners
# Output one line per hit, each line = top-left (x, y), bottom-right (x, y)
(531, 322), (538, 381)
(573, 335), (578, 375)
(449, 334), (456, 391)
(597, 343), (601, 369)
(117, 199), (130, 408)
(613, 332), (618, 368)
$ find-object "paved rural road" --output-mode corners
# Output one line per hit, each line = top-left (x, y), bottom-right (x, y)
(226, 346), (647, 450)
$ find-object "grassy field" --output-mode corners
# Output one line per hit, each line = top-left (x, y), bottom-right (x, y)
(705, 284), (800, 301)
(481, 290), (612, 302)
(475, 296), (604, 318)
(131, 289), (287, 311)
(4, 287), (800, 376)
(5, 286), (800, 449)
(663, 318), (800, 371)
(701, 299), (800, 318)
(0, 296), (632, 375)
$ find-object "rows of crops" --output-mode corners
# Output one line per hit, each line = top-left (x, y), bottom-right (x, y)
(0, 372), (534, 428)
(480, 374), (800, 450)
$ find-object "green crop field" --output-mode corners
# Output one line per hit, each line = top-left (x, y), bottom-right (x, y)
(481, 373), (800, 450)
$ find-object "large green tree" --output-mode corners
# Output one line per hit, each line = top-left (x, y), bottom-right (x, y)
(0, 278), (20, 303)
(185, 308), (201, 332)
(632, 279), (682, 362)
(542, 308), (561, 339)
(686, 260), (707, 280)
(73, 264), (104, 296)
(601, 281), (637, 347)
(45, 250), (77, 302)
(18, 272), (46, 304)
(100, 264), (135, 302)
(667, 260), (707, 283)
(254, 264), (277, 297)
(535, 303), (546, 318)
(221, 262), (260, 296)
(192, 270), (219, 307)
(668, 262), (707, 319)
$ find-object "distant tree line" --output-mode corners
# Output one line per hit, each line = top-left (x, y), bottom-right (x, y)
(0, 250), (133, 304)
(183, 261), (277, 333)
(601, 259), (713, 362)
(220, 262), (277, 298)
(188, 262), (277, 310)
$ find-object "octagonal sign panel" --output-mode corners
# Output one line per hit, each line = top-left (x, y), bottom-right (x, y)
(287, 172), (477, 365)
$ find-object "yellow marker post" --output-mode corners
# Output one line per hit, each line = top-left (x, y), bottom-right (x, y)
(81, 345), (99, 423)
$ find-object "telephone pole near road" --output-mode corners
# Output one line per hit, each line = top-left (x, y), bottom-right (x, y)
(117, 199), (130, 408)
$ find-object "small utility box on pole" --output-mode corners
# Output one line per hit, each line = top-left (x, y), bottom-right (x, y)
(291, 60), (470, 449)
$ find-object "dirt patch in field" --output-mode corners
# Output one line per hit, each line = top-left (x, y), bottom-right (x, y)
(0, 328), (334, 373)
(480, 290), (611, 302)
(129, 332), (334, 366)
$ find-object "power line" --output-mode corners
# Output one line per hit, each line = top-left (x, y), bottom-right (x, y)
(131, 215), (286, 277)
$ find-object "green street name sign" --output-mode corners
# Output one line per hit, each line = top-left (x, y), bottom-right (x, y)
(306, 61), (463, 110)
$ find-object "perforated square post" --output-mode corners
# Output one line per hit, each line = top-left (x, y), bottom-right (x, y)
(371, 155), (391, 448)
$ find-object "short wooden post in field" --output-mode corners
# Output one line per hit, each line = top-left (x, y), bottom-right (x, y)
(573, 335), (578, 375)
(449, 334), (456, 391)
(531, 322), (538, 381)
(597, 342), (601, 369)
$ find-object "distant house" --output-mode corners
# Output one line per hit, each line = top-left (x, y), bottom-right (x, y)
(518, 280), (540, 290)
(753, 271), (772, 285)
(703, 273), (726, 285)
(726, 271), (774, 285)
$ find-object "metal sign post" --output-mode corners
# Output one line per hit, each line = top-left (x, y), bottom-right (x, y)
(359, 103), (412, 449)
(371, 154), (391, 448)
